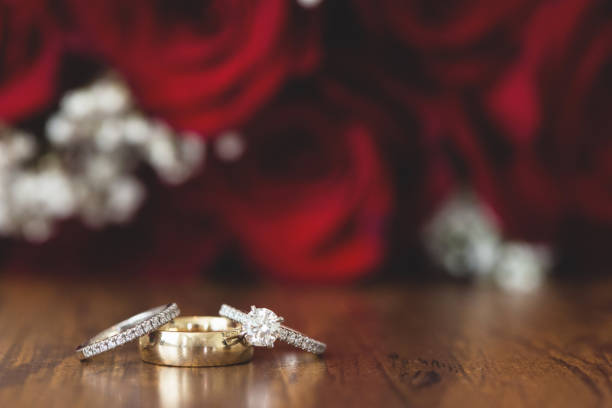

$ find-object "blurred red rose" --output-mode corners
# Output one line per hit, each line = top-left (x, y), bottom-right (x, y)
(325, 54), (455, 243)
(205, 83), (393, 282)
(0, 0), (61, 121)
(442, 0), (612, 241)
(547, 3), (612, 224)
(433, 96), (564, 241)
(68, 0), (321, 137)
(484, 0), (612, 233)
(353, 0), (537, 87)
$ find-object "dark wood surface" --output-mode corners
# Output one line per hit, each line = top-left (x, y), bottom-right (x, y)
(1, 275), (612, 407)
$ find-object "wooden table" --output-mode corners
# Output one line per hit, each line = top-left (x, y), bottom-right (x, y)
(1, 275), (612, 407)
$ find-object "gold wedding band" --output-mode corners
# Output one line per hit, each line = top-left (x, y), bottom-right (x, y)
(138, 316), (253, 367)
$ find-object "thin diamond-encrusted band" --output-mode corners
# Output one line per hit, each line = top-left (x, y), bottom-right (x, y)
(219, 304), (326, 355)
(76, 303), (180, 360)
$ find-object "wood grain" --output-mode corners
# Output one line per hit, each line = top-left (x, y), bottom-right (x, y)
(1, 275), (612, 407)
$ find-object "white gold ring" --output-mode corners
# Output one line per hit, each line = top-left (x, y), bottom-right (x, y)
(219, 304), (326, 355)
(76, 303), (180, 360)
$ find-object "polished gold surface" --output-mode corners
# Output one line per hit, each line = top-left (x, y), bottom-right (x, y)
(139, 316), (254, 367)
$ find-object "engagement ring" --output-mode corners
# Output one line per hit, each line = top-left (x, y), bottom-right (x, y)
(219, 304), (326, 355)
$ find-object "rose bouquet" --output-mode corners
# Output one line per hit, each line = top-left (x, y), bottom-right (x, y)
(1, 0), (610, 285)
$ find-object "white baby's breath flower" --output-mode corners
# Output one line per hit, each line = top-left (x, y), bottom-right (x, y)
(0, 74), (206, 242)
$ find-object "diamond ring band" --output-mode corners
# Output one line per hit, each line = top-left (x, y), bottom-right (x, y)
(76, 303), (180, 360)
(219, 304), (326, 355)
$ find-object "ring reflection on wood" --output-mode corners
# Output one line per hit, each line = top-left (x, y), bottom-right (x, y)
(139, 316), (254, 367)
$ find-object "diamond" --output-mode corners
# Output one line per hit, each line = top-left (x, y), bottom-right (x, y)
(243, 306), (282, 347)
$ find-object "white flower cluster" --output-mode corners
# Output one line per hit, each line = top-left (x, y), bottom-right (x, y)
(296, 0), (323, 8)
(423, 190), (552, 292)
(0, 76), (205, 242)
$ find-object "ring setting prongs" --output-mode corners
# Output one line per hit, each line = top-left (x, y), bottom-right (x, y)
(242, 306), (284, 348)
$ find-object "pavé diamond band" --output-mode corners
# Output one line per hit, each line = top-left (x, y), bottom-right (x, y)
(76, 303), (180, 360)
(219, 304), (326, 355)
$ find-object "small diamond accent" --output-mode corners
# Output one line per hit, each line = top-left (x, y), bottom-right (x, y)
(144, 321), (153, 332)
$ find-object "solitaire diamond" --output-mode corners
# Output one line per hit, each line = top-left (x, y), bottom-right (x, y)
(242, 306), (282, 347)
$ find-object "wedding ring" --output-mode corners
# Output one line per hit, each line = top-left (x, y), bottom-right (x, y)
(139, 316), (254, 367)
(219, 305), (326, 355)
(76, 303), (180, 360)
